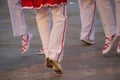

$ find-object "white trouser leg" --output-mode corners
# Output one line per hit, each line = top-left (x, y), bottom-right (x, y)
(48, 5), (67, 63)
(7, 0), (27, 36)
(36, 5), (66, 63)
(35, 7), (52, 56)
(115, 0), (120, 36)
(79, 0), (96, 41)
(96, 0), (116, 37)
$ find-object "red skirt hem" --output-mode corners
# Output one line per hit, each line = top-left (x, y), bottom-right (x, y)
(22, 3), (66, 9)
(21, 0), (67, 9)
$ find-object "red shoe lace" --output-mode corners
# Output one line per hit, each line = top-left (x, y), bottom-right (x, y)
(118, 36), (120, 49)
(38, 47), (44, 53)
(103, 35), (115, 50)
(21, 34), (29, 53)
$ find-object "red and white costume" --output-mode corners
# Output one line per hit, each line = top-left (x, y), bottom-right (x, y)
(79, 0), (116, 42)
(21, 0), (67, 63)
(79, 0), (120, 54)
(115, 0), (120, 53)
(7, 0), (33, 54)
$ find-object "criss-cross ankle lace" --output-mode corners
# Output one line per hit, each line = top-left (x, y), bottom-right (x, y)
(21, 33), (32, 54)
(102, 34), (116, 54)
(37, 47), (45, 55)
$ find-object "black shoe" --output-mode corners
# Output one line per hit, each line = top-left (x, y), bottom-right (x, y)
(46, 58), (53, 68)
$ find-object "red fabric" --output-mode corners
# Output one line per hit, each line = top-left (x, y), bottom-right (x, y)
(21, 0), (67, 8)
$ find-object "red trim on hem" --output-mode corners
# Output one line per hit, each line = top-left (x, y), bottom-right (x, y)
(88, 1), (96, 41)
(57, 5), (66, 63)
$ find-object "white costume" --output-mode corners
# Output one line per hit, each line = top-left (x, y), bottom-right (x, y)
(96, 0), (116, 37)
(7, 0), (27, 36)
(115, 0), (120, 36)
(79, 0), (96, 42)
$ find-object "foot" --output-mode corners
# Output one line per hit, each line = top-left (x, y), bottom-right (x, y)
(37, 47), (45, 55)
(102, 34), (116, 54)
(21, 33), (32, 54)
(117, 36), (120, 53)
(80, 38), (95, 45)
(46, 58), (63, 74)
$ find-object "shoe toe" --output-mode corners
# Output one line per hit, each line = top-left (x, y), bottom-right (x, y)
(46, 58), (63, 74)
(46, 58), (53, 68)
(117, 48), (120, 53)
(81, 39), (95, 45)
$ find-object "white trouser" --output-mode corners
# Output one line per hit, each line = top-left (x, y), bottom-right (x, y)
(115, 0), (120, 36)
(96, 0), (116, 37)
(79, 0), (96, 41)
(79, 0), (116, 40)
(35, 4), (67, 63)
(7, 0), (27, 36)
